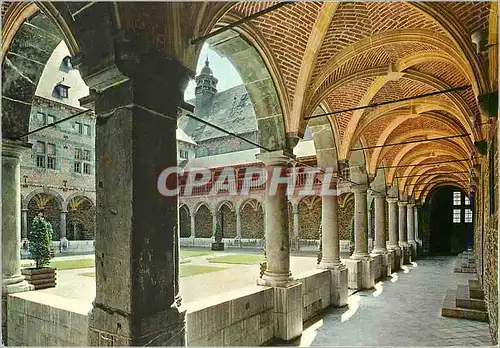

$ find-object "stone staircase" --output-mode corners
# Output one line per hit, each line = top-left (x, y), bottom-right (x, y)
(442, 279), (489, 322)
(453, 250), (476, 273)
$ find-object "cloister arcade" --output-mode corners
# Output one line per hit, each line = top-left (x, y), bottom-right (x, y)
(1, 1), (498, 346)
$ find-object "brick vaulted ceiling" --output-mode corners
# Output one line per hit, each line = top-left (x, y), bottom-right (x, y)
(2, 1), (497, 195)
(218, 1), (495, 195)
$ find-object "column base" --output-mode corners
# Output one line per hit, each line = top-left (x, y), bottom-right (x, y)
(257, 270), (296, 288)
(408, 240), (417, 260)
(349, 251), (370, 261)
(317, 259), (342, 270)
(60, 237), (69, 250)
(400, 244), (412, 265)
(329, 266), (348, 307)
(369, 253), (384, 281)
(344, 258), (374, 290)
(388, 246), (402, 271)
(88, 302), (186, 346)
(273, 282), (303, 341)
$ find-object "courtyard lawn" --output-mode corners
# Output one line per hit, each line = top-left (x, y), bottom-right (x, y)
(208, 254), (265, 265)
(80, 264), (226, 278)
(21, 258), (95, 270)
(180, 249), (213, 259)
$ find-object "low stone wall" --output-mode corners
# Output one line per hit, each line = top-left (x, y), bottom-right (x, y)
(7, 292), (89, 346)
(21, 240), (94, 259)
(7, 271), (347, 346)
(186, 286), (274, 346)
(296, 270), (331, 321)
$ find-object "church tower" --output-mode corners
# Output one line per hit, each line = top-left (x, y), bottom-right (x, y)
(194, 58), (218, 114)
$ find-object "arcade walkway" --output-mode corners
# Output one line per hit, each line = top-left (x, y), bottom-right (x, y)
(291, 256), (493, 347)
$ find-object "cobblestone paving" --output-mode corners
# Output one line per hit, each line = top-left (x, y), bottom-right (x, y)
(293, 256), (493, 346)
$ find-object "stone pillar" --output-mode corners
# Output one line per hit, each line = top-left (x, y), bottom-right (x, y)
(350, 185), (369, 260)
(386, 197), (401, 271)
(292, 204), (300, 250)
(60, 210), (69, 249)
(212, 212), (218, 239)
(21, 208), (29, 249)
(86, 50), (191, 346)
(371, 194), (387, 255)
(2, 141), (33, 342)
(398, 201), (408, 246)
(256, 150), (295, 287)
(414, 206), (422, 253)
(398, 201), (411, 264)
(346, 185), (374, 290)
(256, 150), (302, 341)
(190, 213), (196, 239)
(319, 195), (341, 268)
(407, 203), (416, 259)
(235, 209), (242, 239)
(318, 193), (347, 307)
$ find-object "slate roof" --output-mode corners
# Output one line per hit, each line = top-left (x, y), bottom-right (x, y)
(184, 139), (316, 169)
(179, 85), (258, 142)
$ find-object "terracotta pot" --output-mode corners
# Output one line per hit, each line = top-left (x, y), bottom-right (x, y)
(21, 267), (57, 289)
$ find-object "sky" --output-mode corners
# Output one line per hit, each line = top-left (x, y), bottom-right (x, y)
(184, 43), (243, 101)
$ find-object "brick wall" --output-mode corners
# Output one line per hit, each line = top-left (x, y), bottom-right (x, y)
(220, 205), (236, 238)
(474, 128), (498, 344)
(298, 199), (321, 239)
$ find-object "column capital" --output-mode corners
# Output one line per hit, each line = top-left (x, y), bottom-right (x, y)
(351, 184), (369, 193)
(398, 201), (408, 207)
(386, 197), (398, 204)
(407, 203), (415, 208)
(256, 150), (295, 166)
(2, 140), (31, 159)
(61, 210), (68, 214)
(372, 191), (386, 198)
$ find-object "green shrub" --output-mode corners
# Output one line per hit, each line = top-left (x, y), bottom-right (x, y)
(214, 221), (223, 243)
(28, 215), (53, 268)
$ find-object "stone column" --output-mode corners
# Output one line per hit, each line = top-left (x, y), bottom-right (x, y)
(235, 209), (242, 239)
(371, 194), (387, 254)
(386, 198), (399, 249)
(256, 150), (295, 287)
(60, 210), (69, 248)
(350, 185), (369, 260)
(414, 206), (421, 252)
(386, 197), (401, 271)
(292, 204), (300, 250)
(86, 48), (191, 345)
(2, 141), (33, 341)
(190, 213), (196, 239)
(398, 201), (408, 246)
(21, 208), (29, 249)
(212, 212), (218, 239)
(318, 195), (341, 268)
(398, 201), (411, 264)
(407, 203), (416, 258)
(21, 208), (28, 240)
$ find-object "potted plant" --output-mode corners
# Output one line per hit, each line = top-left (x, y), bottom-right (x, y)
(211, 221), (225, 251)
(21, 214), (57, 289)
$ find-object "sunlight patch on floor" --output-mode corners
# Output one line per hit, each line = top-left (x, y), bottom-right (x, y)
(341, 293), (361, 322)
(372, 281), (383, 297)
(390, 272), (398, 282)
(298, 319), (324, 347)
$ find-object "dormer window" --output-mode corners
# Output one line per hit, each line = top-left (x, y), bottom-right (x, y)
(54, 84), (69, 98)
(62, 56), (72, 69)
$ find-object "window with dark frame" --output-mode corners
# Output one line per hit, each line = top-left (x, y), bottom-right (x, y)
(452, 209), (461, 223)
(84, 124), (91, 136)
(47, 115), (56, 125)
(35, 141), (46, 168)
(47, 143), (56, 169)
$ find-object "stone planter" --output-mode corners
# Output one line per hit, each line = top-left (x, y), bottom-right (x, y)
(21, 267), (56, 289)
(211, 242), (225, 251)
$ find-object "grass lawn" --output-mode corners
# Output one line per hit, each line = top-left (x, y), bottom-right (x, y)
(21, 258), (95, 270)
(80, 264), (226, 278)
(180, 250), (213, 259)
(208, 254), (265, 265)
